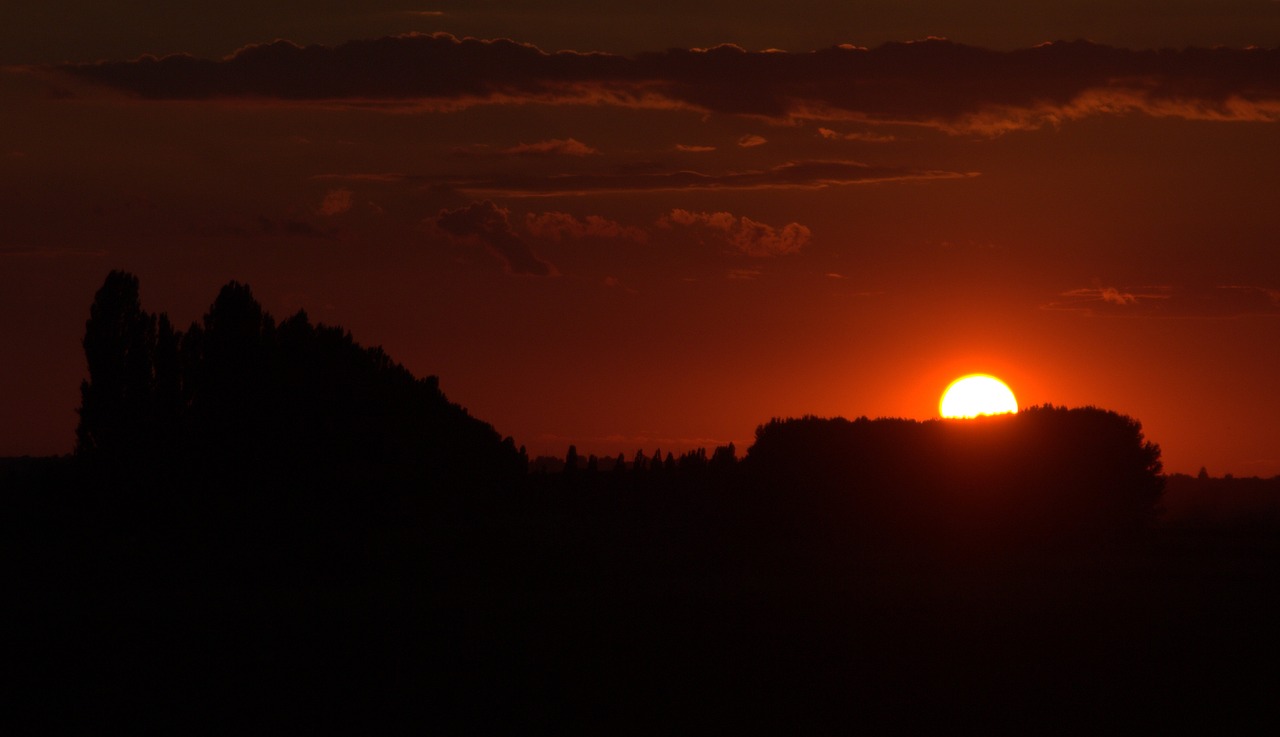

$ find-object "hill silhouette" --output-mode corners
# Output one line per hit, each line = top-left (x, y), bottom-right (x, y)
(6, 270), (1278, 733)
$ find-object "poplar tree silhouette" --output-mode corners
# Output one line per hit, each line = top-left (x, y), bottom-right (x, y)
(76, 270), (159, 465)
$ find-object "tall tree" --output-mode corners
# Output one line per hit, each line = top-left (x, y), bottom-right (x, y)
(76, 270), (157, 460)
(563, 444), (579, 478)
(188, 281), (276, 465)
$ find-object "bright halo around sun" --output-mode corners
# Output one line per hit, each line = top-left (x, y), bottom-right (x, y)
(940, 374), (1019, 419)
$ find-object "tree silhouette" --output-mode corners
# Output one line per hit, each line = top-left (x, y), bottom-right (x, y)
(75, 270), (168, 474)
(77, 271), (151, 456)
(186, 281), (276, 473)
(74, 271), (525, 497)
(564, 444), (579, 479)
(744, 406), (1165, 550)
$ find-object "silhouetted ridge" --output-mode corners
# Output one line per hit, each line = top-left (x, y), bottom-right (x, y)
(76, 270), (525, 492)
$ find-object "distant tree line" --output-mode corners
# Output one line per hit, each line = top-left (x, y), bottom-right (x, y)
(1162, 472), (1280, 529)
(56, 270), (1172, 575)
(531, 444), (738, 480)
(524, 408), (1165, 552)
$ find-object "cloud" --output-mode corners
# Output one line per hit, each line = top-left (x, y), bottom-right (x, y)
(450, 160), (974, 196)
(1045, 284), (1280, 318)
(602, 275), (639, 294)
(674, 144), (715, 152)
(58, 34), (1280, 133)
(1099, 286), (1139, 305)
(817, 127), (897, 143)
(505, 138), (598, 156)
(658, 209), (811, 257)
(525, 211), (647, 242)
(435, 200), (554, 276)
(318, 188), (354, 216)
(457, 138), (599, 157)
(737, 134), (767, 147)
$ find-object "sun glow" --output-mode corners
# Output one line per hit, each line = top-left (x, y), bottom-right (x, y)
(940, 374), (1018, 419)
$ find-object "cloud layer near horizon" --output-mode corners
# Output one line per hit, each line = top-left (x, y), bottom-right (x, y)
(56, 33), (1280, 133)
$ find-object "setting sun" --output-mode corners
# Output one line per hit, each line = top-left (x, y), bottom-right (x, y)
(940, 374), (1019, 418)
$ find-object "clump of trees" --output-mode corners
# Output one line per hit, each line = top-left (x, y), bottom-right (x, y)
(76, 271), (526, 494)
(742, 408), (1164, 550)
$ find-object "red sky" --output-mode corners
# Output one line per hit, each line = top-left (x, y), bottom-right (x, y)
(3, 2), (1279, 475)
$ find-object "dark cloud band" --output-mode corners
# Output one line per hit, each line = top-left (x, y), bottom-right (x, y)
(59, 34), (1280, 132)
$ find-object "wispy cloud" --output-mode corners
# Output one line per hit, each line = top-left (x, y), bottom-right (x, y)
(658, 209), (811, 257)
(449, 160), (975, 197)
(318, 188), (354, 216)
(312, 160), (973, 197)
(1045, 284), (1280, 318)
(525, 211), (647, 242)
(435, 200), (555, 276)
(817, 127), (897, 143)
(506, 138), (598, 156)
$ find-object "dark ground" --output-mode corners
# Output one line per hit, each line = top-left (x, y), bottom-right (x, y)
(7, 458), (1280, 735)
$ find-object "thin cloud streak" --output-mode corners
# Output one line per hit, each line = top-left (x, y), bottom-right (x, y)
(311, 160), (974, 196)
(1045, 285), (1280, 318)
(503, 138), (598, 156)
(450, 161), (977, 197)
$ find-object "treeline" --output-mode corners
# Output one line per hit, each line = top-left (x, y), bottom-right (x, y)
(748, 410), (1164, 541)
(1163, 472), (1280, 528)
(523, 409), (1166, 555)
(17, 270), (1173, 580)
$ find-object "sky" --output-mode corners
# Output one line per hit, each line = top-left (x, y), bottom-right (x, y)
(3, 2), (1279, 476)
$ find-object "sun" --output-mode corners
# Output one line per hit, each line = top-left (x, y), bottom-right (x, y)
(940, 374), (1018, 419)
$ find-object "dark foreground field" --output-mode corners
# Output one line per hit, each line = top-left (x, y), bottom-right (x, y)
(8, 462), (1280, 735)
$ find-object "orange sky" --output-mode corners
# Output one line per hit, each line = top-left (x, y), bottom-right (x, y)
(2, 3), (1279, 475)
